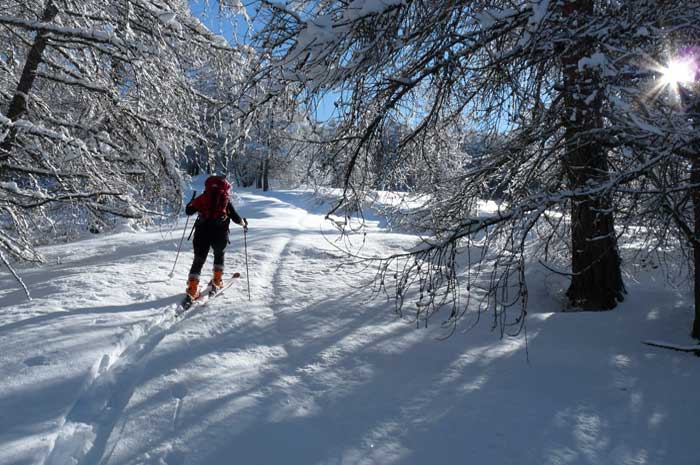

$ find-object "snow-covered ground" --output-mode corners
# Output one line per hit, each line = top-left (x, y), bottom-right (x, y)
(1, 188), (698, 465)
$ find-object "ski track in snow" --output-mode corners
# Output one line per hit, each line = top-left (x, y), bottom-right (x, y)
(36, 250), (257, 465)
(30, 191), (323, 465)
(2, 189), (700, 465)
(41, 297), (217, 465)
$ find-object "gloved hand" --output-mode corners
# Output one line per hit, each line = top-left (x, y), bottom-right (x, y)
(242, 217), (248, 232)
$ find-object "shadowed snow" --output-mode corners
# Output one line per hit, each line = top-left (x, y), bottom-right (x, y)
(0, 189), (697, 465)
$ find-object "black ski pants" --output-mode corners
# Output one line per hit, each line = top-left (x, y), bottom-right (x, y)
(189, 222), (229, 278)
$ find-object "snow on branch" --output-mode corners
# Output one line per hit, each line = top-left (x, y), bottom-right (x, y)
(0, 0), (257, 266)
(0, 16), (127, 47)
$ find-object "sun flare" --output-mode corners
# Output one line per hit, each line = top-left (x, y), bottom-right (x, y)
(660, 58), (696, 87)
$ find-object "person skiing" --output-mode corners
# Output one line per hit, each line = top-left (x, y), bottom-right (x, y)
(184, 175), (247, 302)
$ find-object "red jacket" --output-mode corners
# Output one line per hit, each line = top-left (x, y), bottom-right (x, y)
(186, 195), (243, 226)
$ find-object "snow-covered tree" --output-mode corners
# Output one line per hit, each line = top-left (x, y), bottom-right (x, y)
(612, 42), (700, 340)
(253, 0), (700, 334)
(227, 69), (311, 189)
(0, 0), (248, 266)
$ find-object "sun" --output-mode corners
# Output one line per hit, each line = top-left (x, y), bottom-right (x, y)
(660, 58), (696, 87)
(647, 56), (698, 101)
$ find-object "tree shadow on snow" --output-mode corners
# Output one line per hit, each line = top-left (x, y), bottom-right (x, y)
(116, 275), (696, 465)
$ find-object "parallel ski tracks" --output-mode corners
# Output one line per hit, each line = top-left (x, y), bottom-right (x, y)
(41, 302), (203, 465)
(41, 195), (319, 465)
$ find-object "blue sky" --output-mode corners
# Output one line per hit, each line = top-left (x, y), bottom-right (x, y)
(188, 1), (338, 121)
(188, 1), (249, 42)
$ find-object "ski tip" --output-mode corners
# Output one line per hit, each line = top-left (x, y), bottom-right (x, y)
(233, 272), (241, 278)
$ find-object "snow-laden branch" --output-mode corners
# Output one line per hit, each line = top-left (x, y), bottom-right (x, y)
(0, 16), (127, 47)
(0, 247), (31, 301)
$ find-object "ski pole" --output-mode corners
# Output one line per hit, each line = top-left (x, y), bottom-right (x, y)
(187, 219), (197, 241)
(169, 191), (196, 279)
(243, 219), (251, 301)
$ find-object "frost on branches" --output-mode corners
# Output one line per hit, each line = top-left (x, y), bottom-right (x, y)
(255, 0), (700, 337)
(0, 0), (248, 264)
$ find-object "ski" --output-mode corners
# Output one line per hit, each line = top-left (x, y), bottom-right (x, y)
(177, 272), (241, 316)
(212, 271), (241, 297)
(177, 284), (213, 314)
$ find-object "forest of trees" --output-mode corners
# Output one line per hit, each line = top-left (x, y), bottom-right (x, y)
(3, 0), (700, 339)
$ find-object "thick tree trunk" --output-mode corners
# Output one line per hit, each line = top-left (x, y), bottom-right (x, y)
(560, 0), (624, 310)
(566, 187), (624, 309)
(0, 0), (59, 159)
(691, 156), (700, 338)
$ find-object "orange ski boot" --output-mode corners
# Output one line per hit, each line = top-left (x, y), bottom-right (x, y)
(186, 276), (200, 300)
(210, 268), (224, 292)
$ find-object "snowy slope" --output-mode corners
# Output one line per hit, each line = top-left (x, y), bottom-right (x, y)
(1, 189), (698, 465)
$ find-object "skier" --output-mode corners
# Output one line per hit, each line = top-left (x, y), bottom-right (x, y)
(184, 175), (247, 302)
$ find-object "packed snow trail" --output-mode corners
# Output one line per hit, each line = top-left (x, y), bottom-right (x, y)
(1, 189), (699, 465)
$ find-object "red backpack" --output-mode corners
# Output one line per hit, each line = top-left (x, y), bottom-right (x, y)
(193, 176), (231, 220)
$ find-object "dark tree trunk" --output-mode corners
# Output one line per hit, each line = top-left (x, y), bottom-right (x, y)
(0, 0), (59, 159)
(560, 0), (624, 310)
(680, 88), (700, 339)
(256, 159), (263, 189)
(262, 156), (270, 191)
(691, 156), (700, 338)
(263, 112), (272, 192)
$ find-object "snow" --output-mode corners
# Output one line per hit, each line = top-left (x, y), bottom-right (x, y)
(1, 188), (698, 465)
(0, 181), (20, 193)
(636, 26), (650, 37)
(158, 12), (178, 25)
(227, 0), (250, 22)
(157, 11), (183, 33)
(0, 181), (48, 200)
(630, 114), (665, 136)
(474, 8), (518, 29)
(0, 16), (124, 46)
(530, 0), (550, 25)
(344, 0), (404, 20)
(296, 14), (341, 51)
(578, 52), (608, 72)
